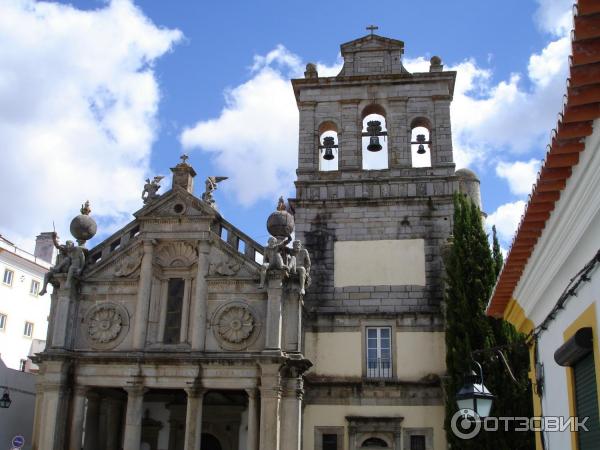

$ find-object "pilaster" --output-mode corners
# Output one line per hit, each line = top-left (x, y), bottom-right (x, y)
(133, 239), (155, 349)
(183, 388), (205, 450)
(246, 389), (259, 450)
(265, 271), (285, 351)
(68, 385), (87, 450)
(191, 240), (210, 350)
(259, 363), (282, 450)
(123, 384), (146, 450)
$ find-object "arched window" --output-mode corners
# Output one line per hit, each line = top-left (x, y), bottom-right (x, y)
(318, 121), (339, 171)
(410, 117), (432, 168)
(361, 437), (389, 447)
(361, 104), (388, 170)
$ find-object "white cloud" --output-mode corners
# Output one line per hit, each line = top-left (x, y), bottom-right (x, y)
(534, 0), (573, 36)
(496, 159), (541, 196)
(181, 48), (341, 206)
(0, 0), (182, 250)
(486, 201), (527, 244)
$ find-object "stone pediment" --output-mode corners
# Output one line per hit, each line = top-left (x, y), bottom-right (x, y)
(134, 187), (219, 220)
(338, 34), (406, 77)
(340, 34), (404, 53)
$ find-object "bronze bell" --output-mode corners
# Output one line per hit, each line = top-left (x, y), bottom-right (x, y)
(366, 120), (383, 152)
(322, 136), (336, 160)
(416, 134), (427, 154)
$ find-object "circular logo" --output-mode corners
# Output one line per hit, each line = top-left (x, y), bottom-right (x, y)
(12, 435), (25, 448)
(450, 409), (482, 440)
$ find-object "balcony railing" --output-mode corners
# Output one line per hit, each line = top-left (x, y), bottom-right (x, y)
(366, 358), (392, 378)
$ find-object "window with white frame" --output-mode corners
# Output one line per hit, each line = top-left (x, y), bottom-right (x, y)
(30, 279), (40, 296)
(19, 359), (27, 372)
(0, 313), (6, 331)
(23, 321), (34, 338)
(2, 268), (14, 286)
(366, 326), (392, 378)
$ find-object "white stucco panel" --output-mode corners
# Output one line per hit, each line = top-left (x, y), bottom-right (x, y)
(334, 239), (426, 287)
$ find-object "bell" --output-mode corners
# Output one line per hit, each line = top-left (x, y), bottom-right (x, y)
(367, 136), (382, 152)
(323, 148), (335, 160)
(416, 134), (427, 154)
(322, 136), (336, 160)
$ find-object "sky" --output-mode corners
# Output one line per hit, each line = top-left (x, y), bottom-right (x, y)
(0, 0), (574, 254)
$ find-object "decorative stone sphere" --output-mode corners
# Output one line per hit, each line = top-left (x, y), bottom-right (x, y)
(430, 55), (442, 66)
(267, 209), (295, 238)
(70, 214), (97, 242)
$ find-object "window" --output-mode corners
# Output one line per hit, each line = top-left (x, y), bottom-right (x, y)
(366, 327), (392, 378)
(23, 321), (34, 338)
(574, 352), (600, 450)
(322, 434), (337, 450)
(410, 435), (426, 450)
(315, 427), (343, 450)
(361, 437), (388, 447)
(3, 268), (14, 286)
(19, 359), (27, 372)
(30, 280), (40, 296)
(164, 278), (185, 344)
(0, 313), (6, 331)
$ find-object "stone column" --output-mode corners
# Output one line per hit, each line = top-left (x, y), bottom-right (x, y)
(183, 388), (205, 450)
(393, 425), (402, 450)
(133, 240), (154, 350)
(83, 392), (100, 450)
(297, 101), (317, 172)
(31, 384), (44, 449)
(259, 363), (282, 450)
(388, 98), (410, 168)
(246, 389), (259, 450)
(265, 273), (284, 351)
(279, 377), (303, 450)
(123, 386), (145, 450)
(38, 383), (68, 450)
(191, 241), (210, 350)
(105, 398), (123, 450)
(340, 100), (361, 170)
(68, 386), (87, 450)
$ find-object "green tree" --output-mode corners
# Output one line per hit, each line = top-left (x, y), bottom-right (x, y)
(444, 193), (533, 449)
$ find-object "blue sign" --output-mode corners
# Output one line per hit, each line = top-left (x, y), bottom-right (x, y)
(11, 436), (24, 448)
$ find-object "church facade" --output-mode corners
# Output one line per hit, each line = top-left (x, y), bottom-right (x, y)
(32, 33), (478, 450)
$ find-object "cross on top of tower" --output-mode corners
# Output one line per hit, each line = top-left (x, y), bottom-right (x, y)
(366, 25), (379, 35)
(180, 154), (189, 164)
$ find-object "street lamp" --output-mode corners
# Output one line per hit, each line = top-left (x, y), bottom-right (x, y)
(0, 389), (11, 409)
(455, 362), (494, 417)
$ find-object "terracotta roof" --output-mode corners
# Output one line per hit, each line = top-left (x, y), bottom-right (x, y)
(487, 0), (600, 318)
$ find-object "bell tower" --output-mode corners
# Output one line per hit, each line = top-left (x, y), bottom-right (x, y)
(292, 32), (461, 449)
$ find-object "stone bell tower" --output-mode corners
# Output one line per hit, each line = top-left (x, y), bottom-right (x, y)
(292, 32), (459, 450)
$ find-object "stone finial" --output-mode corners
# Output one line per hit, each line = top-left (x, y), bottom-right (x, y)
(170, 154), (197, 194)
(70, 200), (97, 246)
(429, 55), (443, 72)
(304, 63), (318, 79)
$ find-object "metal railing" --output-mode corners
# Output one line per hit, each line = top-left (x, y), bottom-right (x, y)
(366, 358), (392, 378)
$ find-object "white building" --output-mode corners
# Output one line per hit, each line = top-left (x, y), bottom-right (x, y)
(487, 2), (600, 450)
(0, 234), (52, 371)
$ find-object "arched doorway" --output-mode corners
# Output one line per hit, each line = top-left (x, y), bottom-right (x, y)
(201, 433), (223, 450)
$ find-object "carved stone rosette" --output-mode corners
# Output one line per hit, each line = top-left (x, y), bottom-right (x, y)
(84, 302), (130, 350)
(211, 301), (261, 351)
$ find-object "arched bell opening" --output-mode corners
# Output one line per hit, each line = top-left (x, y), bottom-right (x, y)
(410, 117), (432, 168)
(318, 120), (339, 171)
(361, 105), (389, 170)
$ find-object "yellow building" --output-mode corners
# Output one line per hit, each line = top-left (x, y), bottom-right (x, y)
(487, 2), (600, 449)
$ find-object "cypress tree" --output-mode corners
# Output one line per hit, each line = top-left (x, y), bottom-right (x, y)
(444, 193), (533, 449)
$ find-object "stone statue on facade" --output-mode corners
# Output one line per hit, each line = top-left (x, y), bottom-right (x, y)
(258, 235), (292, 289)
(202, 176), (228, 206)
(288, 240), (311, 295)
(142, 176), (164, 204)
(39, 232), (86, 295)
